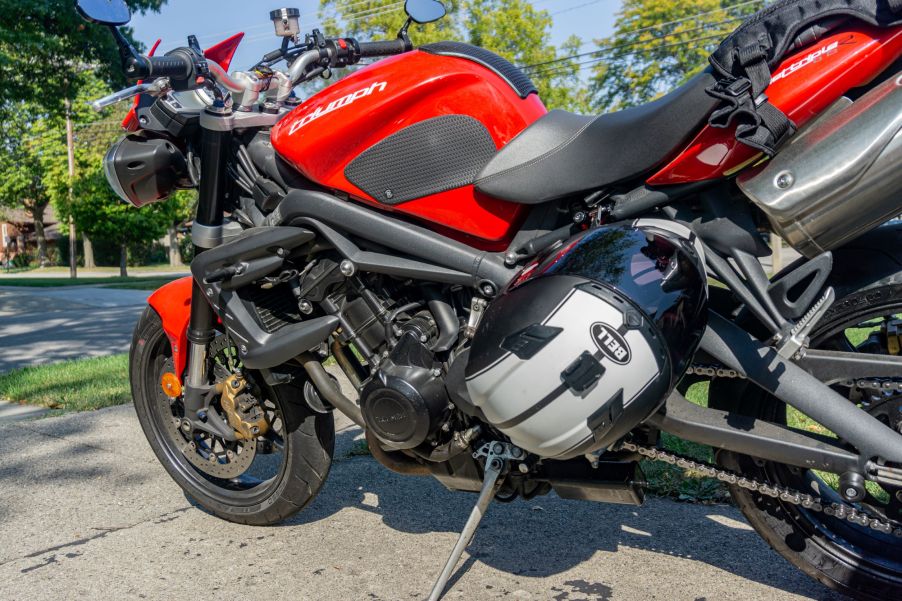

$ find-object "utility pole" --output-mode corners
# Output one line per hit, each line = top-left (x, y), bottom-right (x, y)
(65, 95), (77, 280)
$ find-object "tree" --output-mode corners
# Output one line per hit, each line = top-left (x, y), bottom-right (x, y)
(316, 0), (592, 112)
(59, 74), (178, 276)
(71, 165), (172, 277)
(0, 106), (63, 266)
(0, 0), (167, 113)
(588, 0), (764, 112)
(1, 1), (170, 274)
(161, 190), (196, 267)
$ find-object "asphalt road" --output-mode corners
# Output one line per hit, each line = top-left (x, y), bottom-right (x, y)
(0, 406), (845, 601)
(0, 286), (151, 373)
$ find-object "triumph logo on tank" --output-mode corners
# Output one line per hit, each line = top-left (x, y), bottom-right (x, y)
(591, 323), (631, 365)
(288, 81), (388, 135)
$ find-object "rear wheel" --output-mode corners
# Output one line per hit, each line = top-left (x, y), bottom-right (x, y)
(130, 307), (334, 526)
(709, 284), (902, 600)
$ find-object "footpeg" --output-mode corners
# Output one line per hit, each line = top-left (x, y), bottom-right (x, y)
(778, 286), (835, 359)
(427, 442), (521, 601)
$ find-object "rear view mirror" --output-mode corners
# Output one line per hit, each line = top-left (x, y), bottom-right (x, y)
(405, 0), (446, 24)
(74, 0), (131, 26)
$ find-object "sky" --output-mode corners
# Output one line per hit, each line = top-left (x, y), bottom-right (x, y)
(129, 0), (622, 74)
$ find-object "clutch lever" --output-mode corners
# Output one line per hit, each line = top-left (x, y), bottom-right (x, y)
(89, 78), (171, 111)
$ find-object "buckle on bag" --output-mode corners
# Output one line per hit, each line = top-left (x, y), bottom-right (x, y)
(718, 77), (752, 98)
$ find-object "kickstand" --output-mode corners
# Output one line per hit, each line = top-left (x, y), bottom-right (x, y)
(427, 442), (521, 601)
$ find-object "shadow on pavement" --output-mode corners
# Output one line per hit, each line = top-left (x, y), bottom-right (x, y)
(247, 428), (832, 598)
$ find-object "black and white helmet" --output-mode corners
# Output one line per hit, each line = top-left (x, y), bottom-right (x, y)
(465, 220), (708, 460)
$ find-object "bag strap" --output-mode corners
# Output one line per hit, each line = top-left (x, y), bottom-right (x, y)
(706, 38), (796, 157)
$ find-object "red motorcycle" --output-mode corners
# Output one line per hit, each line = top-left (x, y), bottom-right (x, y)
(75, 0), (902, 598)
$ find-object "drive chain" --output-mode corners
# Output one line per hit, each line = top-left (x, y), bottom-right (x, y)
(620, 440), (902, 537)
(678, 363), (902, 536)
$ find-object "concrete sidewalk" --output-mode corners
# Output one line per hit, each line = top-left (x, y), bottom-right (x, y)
(0, 406), (842, 601)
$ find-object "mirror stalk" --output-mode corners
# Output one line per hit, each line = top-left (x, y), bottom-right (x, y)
(108, 25), (150, 79)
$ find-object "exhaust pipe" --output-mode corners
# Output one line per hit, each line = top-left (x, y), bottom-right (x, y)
(738, 72), (902, 258)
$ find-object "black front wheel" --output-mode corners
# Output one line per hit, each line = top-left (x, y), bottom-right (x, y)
(709, 282), (902, 600)
(130, 307), (334, 526)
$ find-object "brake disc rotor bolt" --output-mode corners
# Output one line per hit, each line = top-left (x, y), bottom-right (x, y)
(181, 420), (192, 433)
(518, 463), (529, 474)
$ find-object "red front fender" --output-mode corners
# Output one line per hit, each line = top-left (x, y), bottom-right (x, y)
(147, 276), (193, 378)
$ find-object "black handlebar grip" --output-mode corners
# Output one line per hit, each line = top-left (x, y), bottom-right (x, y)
(356, 38), (411, 58)
(147, 54), (194, 80)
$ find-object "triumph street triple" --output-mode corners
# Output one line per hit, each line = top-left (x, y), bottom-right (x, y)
(73, 0), (902, 598)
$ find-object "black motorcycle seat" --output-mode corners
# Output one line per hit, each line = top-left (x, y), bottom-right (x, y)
(475, 69), (721, 205)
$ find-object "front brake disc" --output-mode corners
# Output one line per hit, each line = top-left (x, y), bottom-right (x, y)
(157, 355), (257, 479)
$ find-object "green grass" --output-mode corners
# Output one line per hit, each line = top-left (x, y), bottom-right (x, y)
(3, 264), (181, 275)
(641, 381), (731, 503)
(100, 279), (178, 290)
(0, 354), (131, 414)
(0, 276), (178, 289)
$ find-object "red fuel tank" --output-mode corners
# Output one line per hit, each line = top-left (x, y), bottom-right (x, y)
(271, 47), (547, 249)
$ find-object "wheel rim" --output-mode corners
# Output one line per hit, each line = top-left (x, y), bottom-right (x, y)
(143, 335), (290, 507)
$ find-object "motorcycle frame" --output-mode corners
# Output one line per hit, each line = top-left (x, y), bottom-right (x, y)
(153, 137), (902, 479)
(143, 21), (902, 483)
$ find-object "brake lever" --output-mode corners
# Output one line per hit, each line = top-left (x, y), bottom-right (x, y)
(89, 78), (171, 112)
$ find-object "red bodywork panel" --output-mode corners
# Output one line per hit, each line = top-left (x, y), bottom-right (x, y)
(648, 24), (902, 185)
(271, 50), (547, 248)
(148, 276), (193, 378)
(122, 34), (245, 132)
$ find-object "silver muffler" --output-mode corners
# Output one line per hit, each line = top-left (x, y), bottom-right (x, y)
(738, 71), (902, 258)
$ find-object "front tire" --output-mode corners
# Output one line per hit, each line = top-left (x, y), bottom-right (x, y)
(130, 307), (334, 526)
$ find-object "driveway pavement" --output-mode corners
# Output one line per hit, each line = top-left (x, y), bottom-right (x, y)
(0, 406), (843, 601)
(0, 286), (151, 373)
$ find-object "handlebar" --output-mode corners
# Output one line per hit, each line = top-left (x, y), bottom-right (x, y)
(356, 38), (411, 58)
(146, 53), (194, 79)
(286, 37), (412, 85)
(98, 33), (413, 112)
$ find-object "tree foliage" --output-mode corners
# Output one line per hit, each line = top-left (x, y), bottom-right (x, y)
(0, 69), (183, 270)
(317, 0), (592, 112)
(0, 0), (168, 115)
(63, 76), (179, 273)
(588, 0), (762, 112)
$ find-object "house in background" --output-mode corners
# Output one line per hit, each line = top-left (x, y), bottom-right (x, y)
(0, 206), (59, 266)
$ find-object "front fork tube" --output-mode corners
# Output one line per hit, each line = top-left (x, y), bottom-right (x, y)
(180, 120), (235, 440)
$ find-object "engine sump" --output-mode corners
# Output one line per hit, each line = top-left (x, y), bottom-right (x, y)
(539, 459), (646, 506)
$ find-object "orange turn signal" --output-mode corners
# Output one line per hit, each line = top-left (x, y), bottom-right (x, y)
(160, 372), (183, 398)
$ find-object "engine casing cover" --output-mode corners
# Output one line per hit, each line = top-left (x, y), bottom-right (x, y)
(361, 332), (448, 450)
